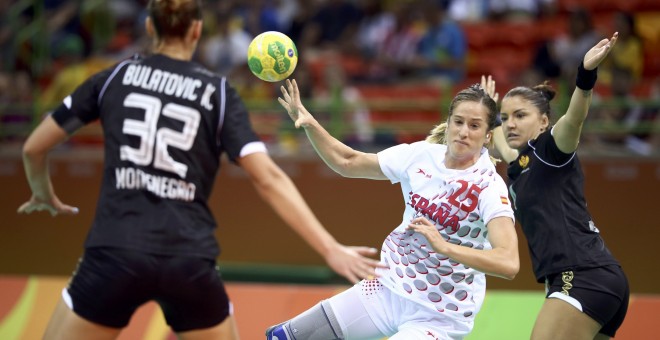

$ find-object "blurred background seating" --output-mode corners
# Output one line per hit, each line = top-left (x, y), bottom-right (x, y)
(0, 0), (658, 156)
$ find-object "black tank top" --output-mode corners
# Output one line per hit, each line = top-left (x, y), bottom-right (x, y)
(51, 54), (261, 259)
(507, 130), (619, 282)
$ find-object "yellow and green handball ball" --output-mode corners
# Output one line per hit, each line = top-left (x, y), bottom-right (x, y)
(247, 31), (298, 82)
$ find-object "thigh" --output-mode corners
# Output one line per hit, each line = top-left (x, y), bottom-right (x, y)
(326, 283), (386, 339)
(44, 297), (122, 340)
(393, 305), (472, 340)
(157, 257), (232, 333)
(531, 298), (601, 340)
(542, 266), (629, 338)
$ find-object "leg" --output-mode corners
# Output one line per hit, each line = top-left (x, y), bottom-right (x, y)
(177, 314), (239, 340)
(266, 301), (345, 340)
(43, 298), (122, 340)
(531, 299), (602, 340)
(266, 284), (385, 340)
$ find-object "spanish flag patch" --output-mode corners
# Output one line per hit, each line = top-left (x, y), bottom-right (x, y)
(501, 196), (509, 205)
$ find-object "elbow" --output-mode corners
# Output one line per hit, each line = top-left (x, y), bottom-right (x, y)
(329, 158), (357, 178)
(330, 164), (350, 178)
(501, 260), (520, 280)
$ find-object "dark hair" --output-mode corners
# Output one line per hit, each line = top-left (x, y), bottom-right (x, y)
(503, 81), (556, 120)
(148, 0), (202, 39)
(426, 84), (498, 144)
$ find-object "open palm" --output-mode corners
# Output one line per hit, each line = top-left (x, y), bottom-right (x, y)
(480, 75), (499, 103)
(584, 32), (618, 70)
(278, 79), (315, 129)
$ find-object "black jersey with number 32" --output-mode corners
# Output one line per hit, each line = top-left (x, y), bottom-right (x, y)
(506, 130), (619, 282)
(51, 54), (261, 259)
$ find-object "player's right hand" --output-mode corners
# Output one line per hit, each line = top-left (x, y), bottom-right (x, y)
(324, 243), (386, 284)
(18, 195), (79, 216)
(584, 32), (618, 70)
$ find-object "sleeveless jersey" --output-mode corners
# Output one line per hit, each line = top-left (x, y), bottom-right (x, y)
(507, 129), (619, 282)
(50, 54), (263, 259)
(377, 141), (514, 321)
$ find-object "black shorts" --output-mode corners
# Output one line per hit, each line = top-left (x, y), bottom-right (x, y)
(66, 247), (231, 332)
(545, 265), (629, 337)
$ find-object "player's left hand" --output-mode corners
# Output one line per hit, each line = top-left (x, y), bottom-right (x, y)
(407, 217), (450, 254)
(279, 79), (316, 129)
(17, 195), (79, 216)
(583, 32), (618, 70)
(324, 244), (386, 284)
(480, 75), (499, 103)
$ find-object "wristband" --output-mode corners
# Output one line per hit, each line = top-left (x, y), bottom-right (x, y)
(575, 62), (597, 91)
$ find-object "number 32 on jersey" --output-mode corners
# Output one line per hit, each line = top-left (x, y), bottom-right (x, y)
(120, 92), (201, 178)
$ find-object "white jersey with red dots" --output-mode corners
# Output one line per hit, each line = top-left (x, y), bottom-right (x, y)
(376, 141), (514, 321)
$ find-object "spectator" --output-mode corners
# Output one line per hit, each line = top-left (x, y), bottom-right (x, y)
(301, 0), (363, 52)
(235, 0), (281, 37)
(488, 0), (556, 22)
(355, 0), (395, 61)
(0, 70), (34, 142)
(39, 34), (114, 113)
(198, 8), (252, 76)
(413, 0), (467, 83)
(531, 6), (602, 84)
(368, 2), (424, 81)
(586, 67), (641, 151)
(600, 11), (644, 86)
(281, 0), (316, 49)
(447, 0), (489, 22)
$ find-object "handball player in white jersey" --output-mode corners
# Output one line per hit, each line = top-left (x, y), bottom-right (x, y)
(16, 1), (382, 339)
(266, 81), (520, 339)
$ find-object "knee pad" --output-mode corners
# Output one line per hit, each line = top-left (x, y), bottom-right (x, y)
(265, 301), (344, 339)
(265, 322), (294, 340)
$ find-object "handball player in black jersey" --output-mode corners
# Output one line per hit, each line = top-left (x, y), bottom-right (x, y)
(17, 0), (382, 339)
(485, 32), (629, 339)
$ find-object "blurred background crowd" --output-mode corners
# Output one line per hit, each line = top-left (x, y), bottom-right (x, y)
(0, 0), (658, 157)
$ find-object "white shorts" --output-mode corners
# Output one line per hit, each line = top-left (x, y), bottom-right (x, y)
(327, 279), (473, 340)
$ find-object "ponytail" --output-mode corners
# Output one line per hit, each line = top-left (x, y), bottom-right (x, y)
(425, 123), (448, 145)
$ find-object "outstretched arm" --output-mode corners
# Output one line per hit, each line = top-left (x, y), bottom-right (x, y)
(279, 79), (386, 180)
(553, 32), (618, 153)
(481, 75), (518, 163)
(238, 152), (385, 284)
(18, 115), (79, 216)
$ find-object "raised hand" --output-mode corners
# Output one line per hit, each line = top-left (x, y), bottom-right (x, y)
(278, 79), (315, 129)
(584, 32), (618, 70)
(480, 75), (499, 103)
(18, 195), (79, 216)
